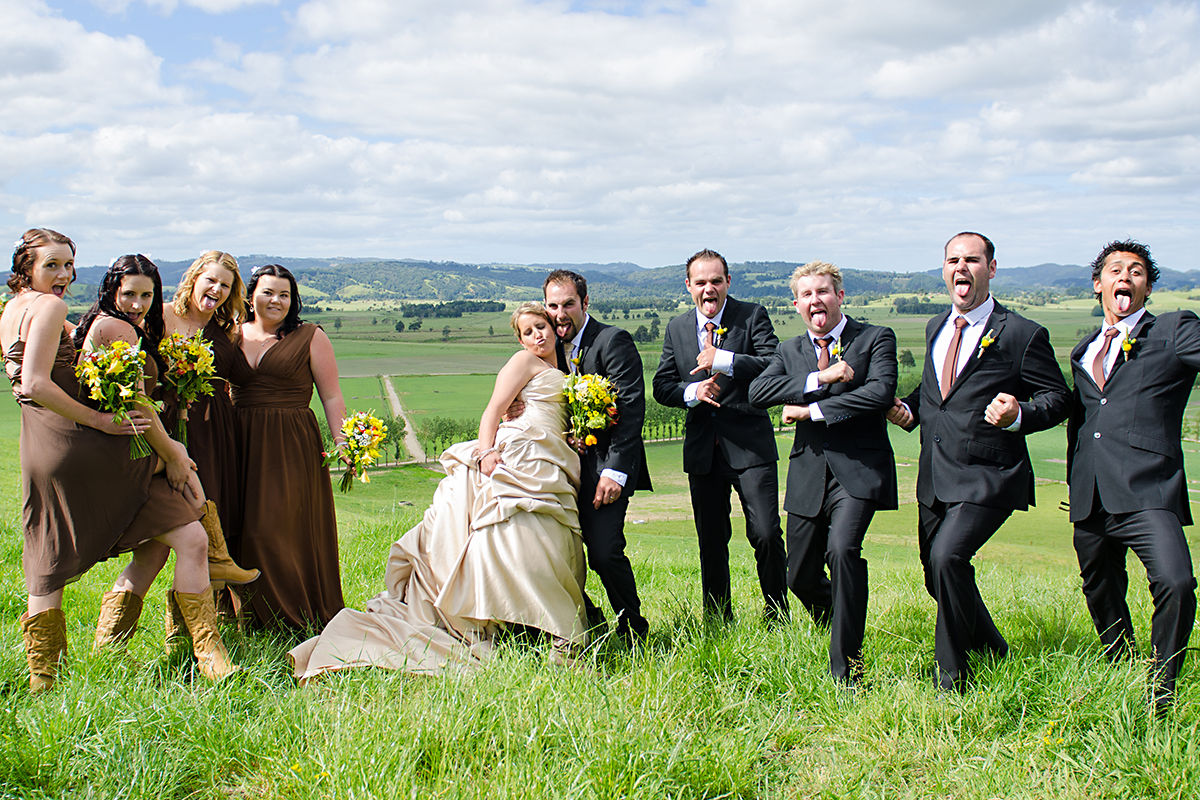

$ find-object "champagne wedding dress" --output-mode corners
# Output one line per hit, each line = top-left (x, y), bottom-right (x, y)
(290, 368), (586, 678)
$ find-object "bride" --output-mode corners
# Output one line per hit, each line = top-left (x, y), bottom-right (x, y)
(290, 302), (586, 678)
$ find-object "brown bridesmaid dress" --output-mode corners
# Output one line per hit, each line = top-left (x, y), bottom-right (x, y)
(4, 318), (198, 596)
(229, 322), (344, 630)
(160, 318), (241, 541)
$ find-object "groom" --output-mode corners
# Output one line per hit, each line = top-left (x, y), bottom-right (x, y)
(542, 269), (652, 642)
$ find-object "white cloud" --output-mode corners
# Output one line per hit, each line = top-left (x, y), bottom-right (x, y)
(88, 0), (278, 13)
(2, 0), (1198, 272)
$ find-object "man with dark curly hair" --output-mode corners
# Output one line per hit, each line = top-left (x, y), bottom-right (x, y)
(1067, 239), (1198, 714)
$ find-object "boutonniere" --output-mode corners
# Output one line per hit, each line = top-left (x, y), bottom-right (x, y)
(977, 328), (997, 358)
(830, 339), (843, 362)
(1121, 334), (1137, 361)
(570, 354), (581, 367)
(713, 326), (727, 347)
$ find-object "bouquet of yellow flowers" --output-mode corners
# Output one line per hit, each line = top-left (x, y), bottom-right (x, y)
(563, 373), (619, 447)
(158, 332), (217, 445)
(323, 411), (388, 492)
(76, 339), (161, 458)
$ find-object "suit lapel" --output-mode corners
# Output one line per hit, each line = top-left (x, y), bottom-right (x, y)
(576, 318), (601, 373)
(1106, 311), (1154, 386)
(1071, 327), (1099, 366)
(681, 311), (702, 375)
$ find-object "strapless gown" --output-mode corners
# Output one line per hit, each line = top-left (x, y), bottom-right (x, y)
(289, 368), (586, 677)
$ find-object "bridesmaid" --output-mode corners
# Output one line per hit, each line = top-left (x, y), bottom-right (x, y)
(163, 252), (259, 592)
(230, 264), (347, 631)
(76, 255), (238, 680)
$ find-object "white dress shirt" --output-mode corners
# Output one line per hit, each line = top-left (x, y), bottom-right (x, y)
(902, 295), (1021, 430)
(683, 302), (735, 407)
(802, 315), (849, 422)
(1081, 307), (1146, 387)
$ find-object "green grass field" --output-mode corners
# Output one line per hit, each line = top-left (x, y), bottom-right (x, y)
(4, 296), (1200, 798)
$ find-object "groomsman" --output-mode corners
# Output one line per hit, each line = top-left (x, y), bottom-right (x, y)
(749, 261), (897, 682)
(886, 232), (1070, 690)
(1067, 240), (1198, 712)
(543, 270), (652, 641)
(653, 249), (787, 622)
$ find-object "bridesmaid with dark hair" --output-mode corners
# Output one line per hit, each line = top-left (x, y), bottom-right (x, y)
(230, 264), (347, 630)
(162, 251), (259, 637)
(74, 254), (239, 680)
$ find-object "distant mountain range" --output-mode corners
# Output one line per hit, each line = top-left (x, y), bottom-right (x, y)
(72, 257), (1200, 303)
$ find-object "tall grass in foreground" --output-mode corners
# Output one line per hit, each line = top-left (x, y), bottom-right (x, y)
(1, 466), (1197, 798)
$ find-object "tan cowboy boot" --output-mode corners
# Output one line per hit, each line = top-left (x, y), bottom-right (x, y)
(92, 591), (144, 653)
(20, 608), (67, 693)
(172, 589), (240, 680)
(201, 500), (260, 585)
(164, 592), (192, 657)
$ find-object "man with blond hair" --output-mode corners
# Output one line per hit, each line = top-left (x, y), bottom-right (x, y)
(749, 261), (897, 683)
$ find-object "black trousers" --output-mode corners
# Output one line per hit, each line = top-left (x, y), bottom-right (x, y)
(688, 447), (787, 620)
(918, 500), (1011, 688)
(1074, 505), (1197, 701)
(578, 472), (649, 638)
(787, 469), (876, 680)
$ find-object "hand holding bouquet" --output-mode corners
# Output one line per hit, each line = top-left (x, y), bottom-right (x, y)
(76, 339), (162, 458)
(324, 411), (388, 492)
(563, 373), (619, 448)
(158, 332), (217, 445)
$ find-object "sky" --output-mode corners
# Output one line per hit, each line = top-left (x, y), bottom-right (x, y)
(2, 0), (1198, 272)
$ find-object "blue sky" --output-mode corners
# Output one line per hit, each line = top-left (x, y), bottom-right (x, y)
(3, 0), (1198, 272)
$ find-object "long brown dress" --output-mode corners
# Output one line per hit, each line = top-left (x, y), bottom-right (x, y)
(289, 368), (585, 679)
(160, 318), (241, 541)
(229, 323), (344, 630)
(4, 314), (196, 596)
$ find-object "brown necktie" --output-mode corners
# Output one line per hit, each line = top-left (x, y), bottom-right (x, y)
(1091, 327), (1123, 390)
(940, 317), (969, 400)
(703, 321), (716, 349)
(816, 336), (832, 370)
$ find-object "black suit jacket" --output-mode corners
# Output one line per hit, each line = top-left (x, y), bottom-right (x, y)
(560, 318), (652, 493)
(652, 297), (779, 473)
(1066, 310), (1200, 525)
(902, 301), (1070, 511)
(748, 317), (898, 516)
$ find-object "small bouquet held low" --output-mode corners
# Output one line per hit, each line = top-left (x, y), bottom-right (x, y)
(76, 339), (161, 458)
(324, 411), (388, 492)
(563, 373), (619, 447)
(158, 332), (217, 445)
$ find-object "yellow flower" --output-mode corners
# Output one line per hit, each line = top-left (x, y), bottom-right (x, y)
(584, 434), (597, 446)
(977, 328), (997, 358)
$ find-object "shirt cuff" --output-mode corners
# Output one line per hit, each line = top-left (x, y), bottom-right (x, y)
(809, 402), (825, 422)
(805, 371), (821, 393)
(683, 382), (700, 407)
(1004, 406), (1022, 432)
(600, 469), (628, 487)
(712, 348), (734, 376)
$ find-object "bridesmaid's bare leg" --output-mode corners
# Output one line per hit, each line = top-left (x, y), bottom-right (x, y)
(28, 589), (64, 616)
(109, 541), (171, 597)
(158, 521), (210, 594)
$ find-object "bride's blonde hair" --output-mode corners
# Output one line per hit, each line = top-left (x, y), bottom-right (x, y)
(510, 301), (553, 336)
